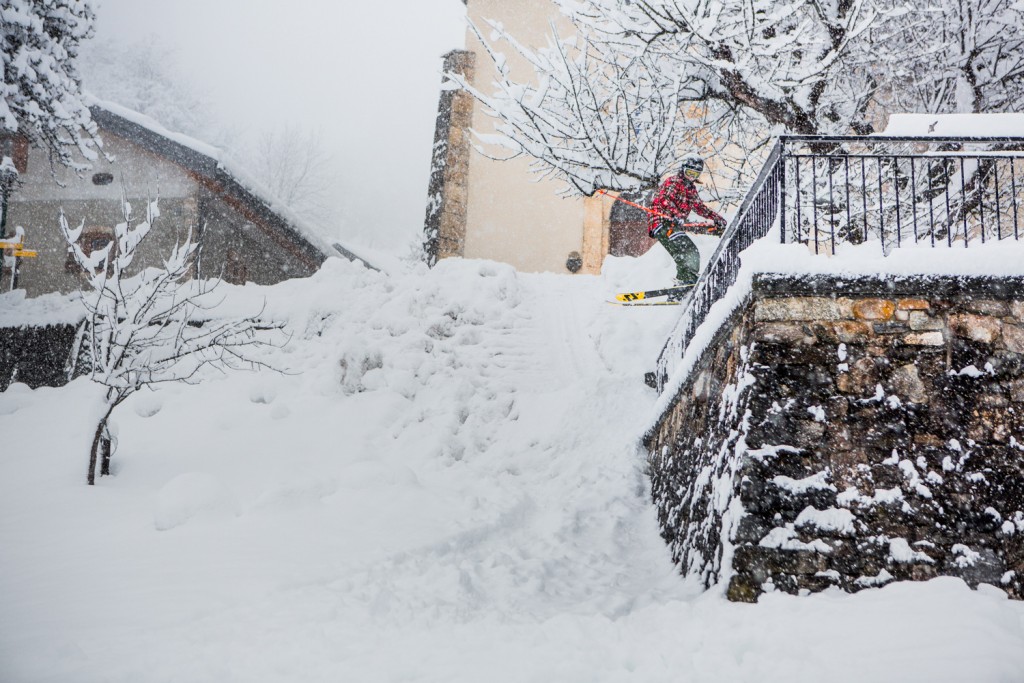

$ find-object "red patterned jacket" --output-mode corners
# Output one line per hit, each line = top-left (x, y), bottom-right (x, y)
(648, 175), (724, 237)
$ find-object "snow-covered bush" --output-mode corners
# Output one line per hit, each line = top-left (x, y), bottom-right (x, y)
(61, 192), (279, 485)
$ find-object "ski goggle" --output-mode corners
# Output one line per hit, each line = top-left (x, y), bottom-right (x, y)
(683, 167), (701, 179)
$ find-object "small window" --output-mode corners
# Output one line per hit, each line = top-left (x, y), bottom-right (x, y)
(0, 134), (29, 174)
(91, 173), (114, 186)
(66, 226), (116, 274)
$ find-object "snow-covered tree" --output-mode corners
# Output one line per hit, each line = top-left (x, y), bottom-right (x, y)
(61, 194), (279, 485)
(78, 36), (237, 149)
(245, 125), (343, 231)
(80, 37), (342, 231)
(452, 0), (882, 197)
(456, 0), (1024, 200)
(880, 0), (1024, 115)
(1, 0), (100, 172)
(449, 22), (706, 196)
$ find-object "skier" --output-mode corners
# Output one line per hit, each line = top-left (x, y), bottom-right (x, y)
(648, 156), (726, 288)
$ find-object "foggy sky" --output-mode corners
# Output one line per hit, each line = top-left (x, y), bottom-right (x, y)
(91, 0), (467, 255)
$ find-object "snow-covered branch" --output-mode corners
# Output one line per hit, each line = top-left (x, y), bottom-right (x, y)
(61, 193), (284, 485)
(454, 0), (1024, 208)
(1, 0), (101, 172)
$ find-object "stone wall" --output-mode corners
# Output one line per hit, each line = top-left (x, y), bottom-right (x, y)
(647, 274), (1024, 602)
(423, 50), (475, 266)
(647, 306), (757, 587)
(0, 324), (77, 391)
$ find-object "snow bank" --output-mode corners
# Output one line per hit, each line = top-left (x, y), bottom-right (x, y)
(153, 472), (240, 531)
(1, 247), (1023, 681)
(0, 288), (82, 327)
(743, 235), (1024, 278)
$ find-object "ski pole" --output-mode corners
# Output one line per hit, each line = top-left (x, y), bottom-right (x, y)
(595, 189), (718, 233)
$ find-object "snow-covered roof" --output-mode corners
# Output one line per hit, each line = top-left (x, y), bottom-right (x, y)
(85, 96), (374, 271)
(881, 113), (1024, 137)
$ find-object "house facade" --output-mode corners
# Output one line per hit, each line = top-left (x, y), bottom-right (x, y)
(425, 0), (631, 276)
(2, 103), (354, 297)
(424, 0), (736, 274)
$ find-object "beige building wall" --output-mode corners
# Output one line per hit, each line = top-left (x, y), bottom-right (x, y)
(462, 0), (608, 275)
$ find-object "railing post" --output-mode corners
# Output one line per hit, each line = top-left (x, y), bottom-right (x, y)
(779, 139), (787, 244)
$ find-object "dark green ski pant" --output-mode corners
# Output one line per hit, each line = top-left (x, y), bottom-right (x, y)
(656, 232), (699, 283)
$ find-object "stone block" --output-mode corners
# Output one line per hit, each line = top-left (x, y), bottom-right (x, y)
(853, 299), (896, 321)
(754, 322), (816, 345)
(980, 393), (1008, 408)
(914, 433), (943, 447)
(829, 396), (850, 420)
(902, 331), (945, 346)
(949, 313), (1002, 344)
(726, 575), (761, 603)
(898, 299), (931, 311)
(891, 363), (929, 404)
(1010, 379), (1024, 403)
(733, 544), (830, 579)
(1012, 302), (1024, 321)
(830, 448), (872, 471)
(908, 310), (944, 331)
(963, 300), (1009, 317)
(734, 516), (773, 544)
(755, 297), (849, 322)
(832, 321), (873, 344)
(909, 564), (939, 582)
(874, 322), (909, 335)
(837, 357), (878, 395)
(1004, 324), (1024, 354)
(793, 420), (827, 447)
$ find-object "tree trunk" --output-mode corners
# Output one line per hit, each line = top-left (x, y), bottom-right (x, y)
(87, 402), (116, 486)
(99, 424), (112, 477)
(87, 418), (103, 486)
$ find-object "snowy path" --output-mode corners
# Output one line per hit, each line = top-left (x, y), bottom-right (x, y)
(2, 257), (1024, 682)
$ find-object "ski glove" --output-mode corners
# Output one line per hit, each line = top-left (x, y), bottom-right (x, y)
(648, 221), (670, 239)
(712, 216), (727, 234)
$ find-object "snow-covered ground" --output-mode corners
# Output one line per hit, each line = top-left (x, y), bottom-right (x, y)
(2, 246), (1024, 683)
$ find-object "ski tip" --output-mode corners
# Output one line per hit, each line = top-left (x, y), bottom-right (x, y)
(614, 292), (645, 302)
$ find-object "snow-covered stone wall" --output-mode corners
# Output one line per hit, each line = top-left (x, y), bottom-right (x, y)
(0, 324), (77, 391)
(647, 273), (1024, 602)
(423, 50), (475, 266)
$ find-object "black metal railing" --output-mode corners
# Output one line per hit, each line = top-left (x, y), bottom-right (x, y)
(654, 139), (783, 390)
(781, 136), (1024, 254)
(654, 134), (1024, 392)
